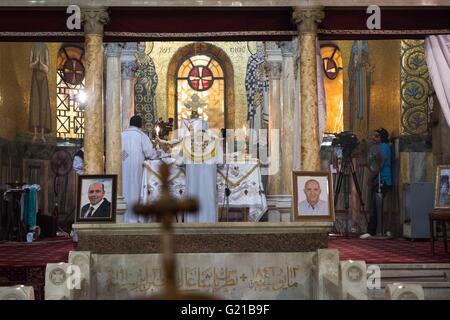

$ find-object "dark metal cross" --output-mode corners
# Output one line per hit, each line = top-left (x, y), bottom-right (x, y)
(133, 162), (200, 299)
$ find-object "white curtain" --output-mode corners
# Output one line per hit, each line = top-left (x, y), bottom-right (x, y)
(425, 35), (450, 127)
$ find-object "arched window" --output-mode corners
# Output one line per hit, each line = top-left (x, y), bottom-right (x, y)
(175, 53), (225, 130)
(321, 44), (343, 133)
(56, 45), (85, 139)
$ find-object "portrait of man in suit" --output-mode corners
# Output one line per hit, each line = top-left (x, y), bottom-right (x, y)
(293, 172), (334, 221)
(80, 181), (111, 218)
(298, 179), (329, 216)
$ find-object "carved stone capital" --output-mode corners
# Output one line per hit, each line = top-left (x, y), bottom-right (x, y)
(266, 61), (282, 80)
(277, 41), (294, 57)
(292, 6), (324, 33)
(105, 43), (122, 58)
(121, 42), (138, 53)
(121, 60), (138, 79)
(120, 43), (138, 79)
(81, 7), (110, 34)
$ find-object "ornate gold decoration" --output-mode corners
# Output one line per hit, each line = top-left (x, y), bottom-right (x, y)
(181, 131), (220, 162)
(143, 161), (184, 182)
(400, 40), (431, 135)
(217, 162), (260, 188)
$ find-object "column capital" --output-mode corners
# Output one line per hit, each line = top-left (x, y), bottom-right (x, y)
(266, 61), (282, 80)
(81, 7), (110, 34)
(277, 41), (294, 57)
(105, 43), (122, 57)
(292, 6), (325, 33)
(121, 42), (138, 79)
(121, 60), (138, 79)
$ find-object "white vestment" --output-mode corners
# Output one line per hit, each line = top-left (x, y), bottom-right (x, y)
(122, 126), (157, 223)
(181, 117), (219, 223)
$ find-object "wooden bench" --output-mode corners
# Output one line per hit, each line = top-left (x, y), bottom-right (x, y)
(429, 208), (450, 255)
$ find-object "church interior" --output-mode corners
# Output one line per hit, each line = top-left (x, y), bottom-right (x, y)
(0, 1), (450, 301)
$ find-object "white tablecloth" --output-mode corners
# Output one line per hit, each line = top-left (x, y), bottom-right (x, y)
(216, 162), (267, 222)
(140, 159), (268, 222)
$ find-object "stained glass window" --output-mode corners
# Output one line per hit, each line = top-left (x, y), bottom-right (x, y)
(321, 45), (344, 133)
(176, 54), (225, 130)
(56, 45), (85, 139)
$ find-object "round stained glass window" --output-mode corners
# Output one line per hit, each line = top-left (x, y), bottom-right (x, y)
(187, 66), (214, 91)
(62, 58), (85, 86)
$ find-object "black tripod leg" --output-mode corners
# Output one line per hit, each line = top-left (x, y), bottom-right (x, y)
(334, 171), (344, 207)
(350, 163), (364, 206)
(350, 162), (368, 224)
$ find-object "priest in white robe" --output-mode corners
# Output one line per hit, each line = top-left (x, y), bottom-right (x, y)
(182, 116), (219, 223)
(122, 115), (158, 223)
(159, 94), (221, 223)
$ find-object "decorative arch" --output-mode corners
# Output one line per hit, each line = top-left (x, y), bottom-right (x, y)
(167, 42), (235, 129)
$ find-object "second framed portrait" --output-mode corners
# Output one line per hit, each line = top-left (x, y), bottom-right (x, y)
(75, 175), (117, 223)
(292, 171), (335, 221)
(435, 165), (450, 208)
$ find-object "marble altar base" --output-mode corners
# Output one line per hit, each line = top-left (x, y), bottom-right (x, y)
(94, 252), (316, 299)
(73, 222), (332, 254)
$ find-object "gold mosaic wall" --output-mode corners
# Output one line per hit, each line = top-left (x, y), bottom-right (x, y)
(369, 40), (401, 138)
(0, 43), (59, 140)
(339, 40), (401, 140)
(336, 40), (353, 132)
(148, 41), (254, 129)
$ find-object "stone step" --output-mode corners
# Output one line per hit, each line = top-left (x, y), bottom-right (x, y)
(366, 264), (450, 299)
(369, 288), (450, 300)
(379, 281), (450, 288)
(380, 270), (448, 279)
(376, 263), (450, 270)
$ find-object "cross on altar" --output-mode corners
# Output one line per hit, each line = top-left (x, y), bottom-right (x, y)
(133, 162), (215, 299)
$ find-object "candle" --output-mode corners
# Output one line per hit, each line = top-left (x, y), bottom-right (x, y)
(155, 125), (160, 137)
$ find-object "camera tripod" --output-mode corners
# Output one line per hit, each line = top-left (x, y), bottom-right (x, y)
(333, 156), (367, 237)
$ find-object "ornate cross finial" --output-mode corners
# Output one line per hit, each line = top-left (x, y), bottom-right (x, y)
(185, 94), (207, 114)
(134, 162), (214, 299)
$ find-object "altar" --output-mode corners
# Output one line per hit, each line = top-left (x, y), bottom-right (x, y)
(140, 159), (268, 222)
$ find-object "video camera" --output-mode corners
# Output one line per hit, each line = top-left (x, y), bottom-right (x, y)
(155, 117), (174, 139)
(331, 131), (359, 160)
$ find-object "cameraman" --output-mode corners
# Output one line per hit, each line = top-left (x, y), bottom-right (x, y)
(360, 128), (392, 239)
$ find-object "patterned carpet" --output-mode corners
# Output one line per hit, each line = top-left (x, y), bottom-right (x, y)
(0, 236), (76, 267)
(329, 236), (450, 263)
(0, 237), (76, 299)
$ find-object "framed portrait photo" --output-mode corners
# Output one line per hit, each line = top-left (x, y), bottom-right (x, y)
(435, 165), (450, 208)
(75, 175), (117, 223)
(292, 171), (334, 221)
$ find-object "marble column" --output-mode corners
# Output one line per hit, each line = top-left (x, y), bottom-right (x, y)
(121, 43), (138, 130)
(105, 43), (123, 193)
(105, 43), (127, 223)
(293, 6), (324, 171)
(278, 40), (296, 195)
(266, 42), (282, 196)
(82, 8), (109, 174)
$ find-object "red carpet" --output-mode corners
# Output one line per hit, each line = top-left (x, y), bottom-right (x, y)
(329, 236), (450, 264)
(0, 236), (76, 299)
(0, 237), (76, 267)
